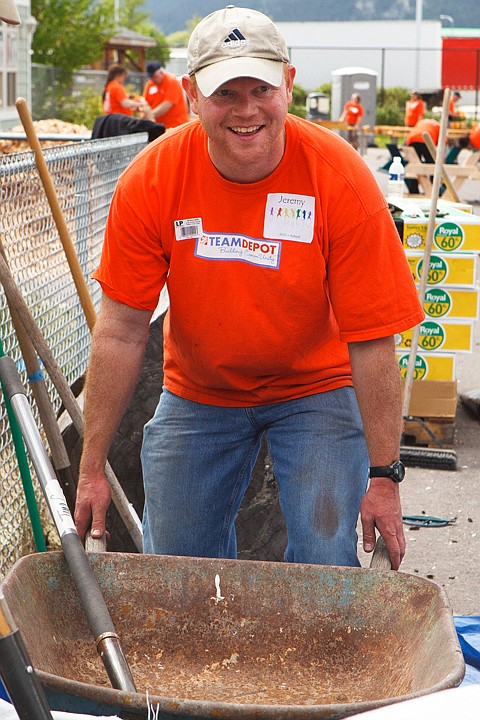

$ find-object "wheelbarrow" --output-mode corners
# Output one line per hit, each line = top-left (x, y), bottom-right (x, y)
(1, 549), (465, 720)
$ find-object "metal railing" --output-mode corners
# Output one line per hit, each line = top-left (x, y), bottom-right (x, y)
(0, 132), (147, 577)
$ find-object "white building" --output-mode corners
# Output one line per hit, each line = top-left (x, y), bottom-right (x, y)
(277, 20), (442, 93)
(0, 0), (35, 129)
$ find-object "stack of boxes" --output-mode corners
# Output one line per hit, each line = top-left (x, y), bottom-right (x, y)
(391, 198), (480, 440)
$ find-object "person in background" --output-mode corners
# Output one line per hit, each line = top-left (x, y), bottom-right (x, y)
(459, 124), (480, 151)
(339, 93), (364, 150)
(102, 64), (148, 117)
(448, 91), (465, 122)
(404, 91), (425, 127)
(143, 61), (190, 128)
(405, 118), (441, 194)
(74, 5), (424, 572)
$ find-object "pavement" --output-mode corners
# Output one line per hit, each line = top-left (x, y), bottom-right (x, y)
(359, 146), (480, 615)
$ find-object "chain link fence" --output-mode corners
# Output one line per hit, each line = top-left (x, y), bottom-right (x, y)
(0, 132), (147, 578)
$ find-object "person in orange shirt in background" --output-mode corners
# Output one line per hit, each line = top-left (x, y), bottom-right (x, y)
(459, 124), (480, 151)
(404, 91), (425, 127)
(143, 61), (190, 128)
(405, 119), (441, 194)
(339, 93), (364, 150)
(448, 91), (464, 122)
(102, 64), (148, 116)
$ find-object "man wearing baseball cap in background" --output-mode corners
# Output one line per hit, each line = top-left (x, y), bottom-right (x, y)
(75, 6), (423, 570)
(142, 60), (190, 128)
(0, 0), (20, 24)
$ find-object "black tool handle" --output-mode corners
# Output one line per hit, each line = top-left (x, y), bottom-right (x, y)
(0, 631), (53, 720)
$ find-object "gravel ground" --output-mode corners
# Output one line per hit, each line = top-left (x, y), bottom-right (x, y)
(359, 146), (480, 615)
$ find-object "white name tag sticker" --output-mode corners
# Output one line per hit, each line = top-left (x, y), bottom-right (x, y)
(175, 218), (203, 240)
(264, 193), (315, 243)
(195, 233), (281, 269)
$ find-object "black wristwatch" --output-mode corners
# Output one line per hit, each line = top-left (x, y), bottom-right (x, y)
(369, 460), (405, 483)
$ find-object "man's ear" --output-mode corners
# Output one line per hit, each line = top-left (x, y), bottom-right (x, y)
(182, 75), (199, 115)
(285, 65), (296, 105)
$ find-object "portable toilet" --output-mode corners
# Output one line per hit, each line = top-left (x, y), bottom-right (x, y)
(306, 92), (330, 121)
(331, 67), (377, 140)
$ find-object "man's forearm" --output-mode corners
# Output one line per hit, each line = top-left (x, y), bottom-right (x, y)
(80, 297), (152, 474)
(348, 336), (403, 464)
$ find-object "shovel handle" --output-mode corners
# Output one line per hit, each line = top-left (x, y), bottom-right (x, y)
(0, 356), (136, 693)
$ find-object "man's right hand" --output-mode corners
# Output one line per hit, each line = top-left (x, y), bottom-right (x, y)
(74, 470), (112, 542)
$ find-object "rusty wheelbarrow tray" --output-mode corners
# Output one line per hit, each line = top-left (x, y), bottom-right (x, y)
(1, 551), (464, 719)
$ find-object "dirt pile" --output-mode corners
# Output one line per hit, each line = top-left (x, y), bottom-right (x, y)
(0, 118), (90, 155)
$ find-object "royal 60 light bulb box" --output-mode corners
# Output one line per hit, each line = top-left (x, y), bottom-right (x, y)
(397, 352), (456, 381)
(395, 320), (473, 353)
(421, 287), (479, 320)
(406, 252), (477, 287)
(390, 198), (480, 253)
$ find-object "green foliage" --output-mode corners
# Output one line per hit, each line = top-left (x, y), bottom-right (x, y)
(291, 83), (307, 108)
(289, 104), (307, 119)
(376, 86), (410, 126)
(289, 83), (308, 118)
(167, 30), (190, 48)
(31, 0), (116, 84)
(55, 87), (103, 129)
(315, 83), (332, 98)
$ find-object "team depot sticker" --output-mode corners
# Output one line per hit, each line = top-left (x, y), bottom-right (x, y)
(195, 233), (281, 268)
(263, 193), (315, 243)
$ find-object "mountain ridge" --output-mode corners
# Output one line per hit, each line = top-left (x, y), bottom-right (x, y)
(144, 1), (480, 36)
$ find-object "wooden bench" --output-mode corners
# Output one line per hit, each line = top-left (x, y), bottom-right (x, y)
(403, 148), (480, 198)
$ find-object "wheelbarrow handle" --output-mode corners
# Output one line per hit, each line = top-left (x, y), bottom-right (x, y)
(0, 356), (136, 693)
(370, 536), (393, 571)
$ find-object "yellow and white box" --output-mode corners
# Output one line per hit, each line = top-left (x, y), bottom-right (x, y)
(421, 286), (479, 320)
(392, 198), (480, 253)
(397, 352), (456, 381)
(406, 251), (477, 288)
(396, 320), (473, 353)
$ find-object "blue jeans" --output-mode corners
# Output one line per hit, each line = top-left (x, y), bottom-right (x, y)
(141, 387), (369, 566)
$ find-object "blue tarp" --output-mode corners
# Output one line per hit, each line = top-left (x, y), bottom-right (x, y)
(455, 616), (480, 685)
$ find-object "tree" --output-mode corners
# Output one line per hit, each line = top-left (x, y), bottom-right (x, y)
(31, 0), (116, 73)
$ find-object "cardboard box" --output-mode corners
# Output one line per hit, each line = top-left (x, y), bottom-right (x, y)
(421, 287), (479, 320)
(404, 379), (458, 419)
(391, 198), (480, 253)
(397, 352), (456, 381)
(396, 320), (473, 353)
(406, 251), (477, 288)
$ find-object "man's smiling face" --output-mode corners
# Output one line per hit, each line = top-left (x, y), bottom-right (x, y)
(183, 68), (295, 184)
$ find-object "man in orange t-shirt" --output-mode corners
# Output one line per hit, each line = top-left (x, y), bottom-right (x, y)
(143, 61), (190, 128)
(404, 91), (425, 127)
(339, 93), (364, 150)
(75, 7), (423, 571)
(405, 119), (441, 193)
(459, 124), (480, 151)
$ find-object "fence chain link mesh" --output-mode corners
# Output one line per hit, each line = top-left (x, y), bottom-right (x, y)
(0, 133), (147, 576)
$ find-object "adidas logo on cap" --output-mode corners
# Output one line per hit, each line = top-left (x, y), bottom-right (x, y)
(221, 28), (250, 49)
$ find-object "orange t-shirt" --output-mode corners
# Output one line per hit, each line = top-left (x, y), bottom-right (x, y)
(406, 119), (440, 146)
(103, 80), (132, 116)
(404, 99), (425, 127)
(94, 115), (423, 407)
(343, 101), (363, 126)
(469, 124), (480, 150)
(143, 72), (189, 127)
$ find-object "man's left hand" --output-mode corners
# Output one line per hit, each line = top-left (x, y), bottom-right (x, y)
(360, 477), (405, 570)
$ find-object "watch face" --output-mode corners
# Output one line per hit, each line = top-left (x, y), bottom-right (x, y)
(392, 460), (406, 481)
